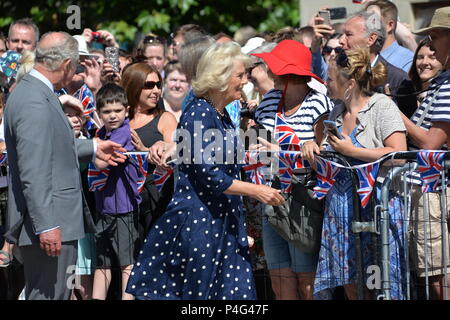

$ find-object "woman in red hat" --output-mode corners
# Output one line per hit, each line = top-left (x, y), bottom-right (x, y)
(252, 40), (334, 300)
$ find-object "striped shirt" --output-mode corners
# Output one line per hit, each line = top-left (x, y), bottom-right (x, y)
(254, 88), (334, 142)
(408, 69), (450, 185)
(410, 70), (450, 146)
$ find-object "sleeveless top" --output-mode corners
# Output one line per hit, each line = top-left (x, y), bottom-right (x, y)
(134, 114), (164, 149)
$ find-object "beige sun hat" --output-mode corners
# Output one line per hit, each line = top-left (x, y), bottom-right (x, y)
(413, 6), (450, 35)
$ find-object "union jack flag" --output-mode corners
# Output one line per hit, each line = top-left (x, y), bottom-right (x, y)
(274, 113), (301, 148)
(355, 162), (380, 208)
(153, 163), (175, 192)
(0, 152), (7, 166)
(243, 151), (266, 185)
(87, 163), (110, 192)
(128, 152), (149, 193)
(277, 151), (297, 193)
(417, 151), (446, 192)
(76, 84), (96, 117)
(313, 157), (340, 200)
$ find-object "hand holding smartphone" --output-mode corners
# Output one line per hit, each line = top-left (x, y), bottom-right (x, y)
(317, 10), (331, 26)
(323, 120), (343, 139)
(105, 47), (120, 73)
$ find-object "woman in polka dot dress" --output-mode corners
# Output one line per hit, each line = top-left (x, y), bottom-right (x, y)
(126, 42), (285, 300)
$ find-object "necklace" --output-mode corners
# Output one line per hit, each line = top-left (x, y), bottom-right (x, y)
(204, 96), (225, 117)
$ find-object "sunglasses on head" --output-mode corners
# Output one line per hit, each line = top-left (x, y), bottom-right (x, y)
(143, 35), (167, 45)
(322, 46), (344, 55)
(143, 81), (162, 90)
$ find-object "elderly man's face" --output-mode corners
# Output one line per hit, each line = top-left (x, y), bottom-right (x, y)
(429, 29), (450, 67)
(7, 25), (36, 53)
(340, 17), (368, 51)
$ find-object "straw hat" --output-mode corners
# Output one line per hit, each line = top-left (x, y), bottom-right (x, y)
(413, 6), (450, 35)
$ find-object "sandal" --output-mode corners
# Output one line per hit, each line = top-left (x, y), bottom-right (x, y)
(0, 250), (12, 268)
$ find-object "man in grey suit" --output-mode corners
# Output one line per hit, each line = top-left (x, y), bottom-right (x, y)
(4, 31), (126, 300)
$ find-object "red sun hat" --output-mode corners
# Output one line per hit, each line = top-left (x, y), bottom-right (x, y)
(251, 40), (324, 84)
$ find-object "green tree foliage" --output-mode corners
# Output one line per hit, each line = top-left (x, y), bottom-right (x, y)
(0, 0), (299, 45)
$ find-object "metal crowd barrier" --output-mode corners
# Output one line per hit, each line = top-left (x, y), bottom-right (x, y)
(374, 152), (450, 300)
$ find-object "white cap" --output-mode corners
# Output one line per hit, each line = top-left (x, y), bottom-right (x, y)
(241, 37), (265, 54)
(73, 35), (98, 58)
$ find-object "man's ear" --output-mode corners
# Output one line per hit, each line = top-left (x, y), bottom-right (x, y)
(367, 32), (378, 48)
(126, 105), (130, 117)
(386, 20), (396, 34)
(62, 58), (73, 73)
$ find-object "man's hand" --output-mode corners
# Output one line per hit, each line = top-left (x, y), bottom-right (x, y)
(58, 95), (84, 114)
(39, 228), (62, 257)
(97, 30), (119, 48)
(80, 58), (102, 95)
(311, 16), (335, 53)
(81, 28), (94, 44)
(101, 61), (121, 85)
(94, 139), (127, 169)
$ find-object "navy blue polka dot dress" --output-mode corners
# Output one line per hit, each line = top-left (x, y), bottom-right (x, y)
(126, 96), (256, 300)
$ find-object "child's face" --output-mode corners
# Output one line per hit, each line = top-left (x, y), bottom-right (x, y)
(98, 102), (128, 132)
(64, 106), (82, 138)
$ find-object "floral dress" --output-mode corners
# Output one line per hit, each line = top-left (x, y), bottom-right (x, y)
(313, 128), (407, 299)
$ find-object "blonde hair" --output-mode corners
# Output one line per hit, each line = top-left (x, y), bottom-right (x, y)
(192, 41), (251, 97)
(335, 48), (386, 95)
(16, 50), (35, 83)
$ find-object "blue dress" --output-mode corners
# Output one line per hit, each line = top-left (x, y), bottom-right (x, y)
(126, 96), (256, 300)
(314, 128), (407, 299)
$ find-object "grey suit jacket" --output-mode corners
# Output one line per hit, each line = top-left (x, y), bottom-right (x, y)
(4, 73), (96, 246)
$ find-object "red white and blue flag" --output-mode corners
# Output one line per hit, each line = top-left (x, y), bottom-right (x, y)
(277, 151), (298, 193)
(153, 163), (175, 192)
(77, 84), (96, 117)
(0, 153), (7, 166)
(313, 157), (341, 200)
(87, 163), (110, 192)
(243, 151), (266, 185)
(417, 151), (445, 192)
(355, 162), (380, 208)
(128, 152), (149, 193)
(274, 113), (301, 150)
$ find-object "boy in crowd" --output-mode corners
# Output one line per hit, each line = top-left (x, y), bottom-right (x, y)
(91, 83), (141, 300)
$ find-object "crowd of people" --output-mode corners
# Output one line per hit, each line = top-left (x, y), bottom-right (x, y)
(0, 0), (449, 301)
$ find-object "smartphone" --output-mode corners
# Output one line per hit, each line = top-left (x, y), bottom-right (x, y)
(329, 7), (347, 20)
(323, 120), (343, 139)
(318, 10), (331, 26)
(75, 64), (86, 74)
(91, 31), (102, 42)
(105, 47), (120, 73)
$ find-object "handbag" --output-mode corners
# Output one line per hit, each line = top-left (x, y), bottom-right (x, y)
(265, 173), (324, 253)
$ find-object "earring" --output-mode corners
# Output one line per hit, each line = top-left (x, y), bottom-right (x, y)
(344, 88), (352, 101)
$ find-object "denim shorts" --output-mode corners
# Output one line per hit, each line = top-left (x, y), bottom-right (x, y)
(262, 215), (318, 273)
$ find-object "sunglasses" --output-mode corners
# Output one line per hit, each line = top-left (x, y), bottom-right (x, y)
(143, 35), (167, 45)
(143, 81), (162, 90)
(322, 46), (344, 55)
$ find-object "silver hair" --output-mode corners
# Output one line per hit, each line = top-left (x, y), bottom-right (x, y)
(35, 32), (79, 71)
(8, 18), (40, 44)
(350, 10), (386, 53)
